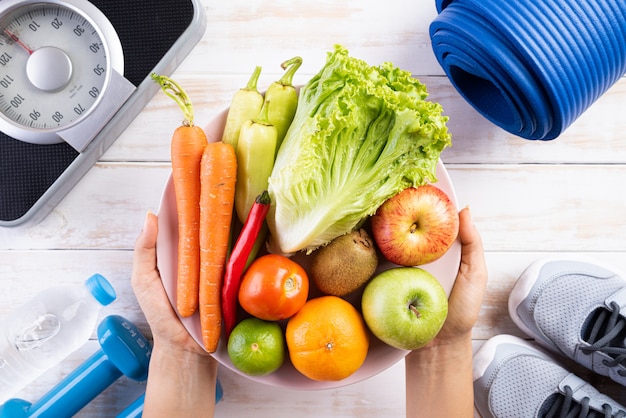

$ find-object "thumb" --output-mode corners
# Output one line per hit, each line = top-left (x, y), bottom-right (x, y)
(446, 207), (488, 330)
(136, 212), (158, 265)
(131, 211), (159, 289)
(458, 206), (486, 274)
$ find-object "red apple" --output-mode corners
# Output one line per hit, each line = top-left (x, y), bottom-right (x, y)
(371, 185), (459, 266)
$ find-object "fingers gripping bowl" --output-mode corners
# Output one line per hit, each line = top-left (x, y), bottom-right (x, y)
(156, 109), (461, 390)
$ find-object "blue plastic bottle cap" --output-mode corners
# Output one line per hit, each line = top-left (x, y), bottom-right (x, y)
(85, 274), (117, 306)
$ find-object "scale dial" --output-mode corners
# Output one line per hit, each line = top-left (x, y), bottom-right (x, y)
(0, 0), (131, 148)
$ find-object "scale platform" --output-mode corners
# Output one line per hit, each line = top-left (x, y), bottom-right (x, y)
(0, 0), (206, 227)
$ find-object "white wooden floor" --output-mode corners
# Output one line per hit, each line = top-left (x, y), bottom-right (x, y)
(1, 0), (625, 416)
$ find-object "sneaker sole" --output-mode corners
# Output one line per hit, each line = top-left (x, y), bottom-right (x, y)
(474, 335), (626, 417)
(507, 258), (558, 339)
(473, 334), (549, 382)
(507, 256), (623, 341)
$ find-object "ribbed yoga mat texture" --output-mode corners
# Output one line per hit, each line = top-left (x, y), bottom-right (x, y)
(430, 0), (626, 140)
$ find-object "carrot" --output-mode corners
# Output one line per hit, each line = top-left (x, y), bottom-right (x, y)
(199, 141), (237, 353)
(151, 73), (207, 318)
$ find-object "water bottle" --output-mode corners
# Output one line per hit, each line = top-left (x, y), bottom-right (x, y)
(0, 274), (116, 403)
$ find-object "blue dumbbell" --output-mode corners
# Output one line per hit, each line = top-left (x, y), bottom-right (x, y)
(0, 315), (151, 418)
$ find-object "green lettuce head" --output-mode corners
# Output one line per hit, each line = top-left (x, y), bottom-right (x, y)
(267, 45), (451, 254)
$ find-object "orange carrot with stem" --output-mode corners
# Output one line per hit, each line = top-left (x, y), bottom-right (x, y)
(199, 141), (237, 352)
(151, 73), (207, 318)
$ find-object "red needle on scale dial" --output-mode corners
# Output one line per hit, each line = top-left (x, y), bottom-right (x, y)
(3, 29), (33, 55)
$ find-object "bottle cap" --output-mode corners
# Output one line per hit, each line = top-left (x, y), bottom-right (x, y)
(85, 274), (117, 306)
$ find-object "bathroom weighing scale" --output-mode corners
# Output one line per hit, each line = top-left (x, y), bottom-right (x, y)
(0, 0), (206, 227)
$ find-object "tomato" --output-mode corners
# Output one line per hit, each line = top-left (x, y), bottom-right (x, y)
(238, 254), (309, 321)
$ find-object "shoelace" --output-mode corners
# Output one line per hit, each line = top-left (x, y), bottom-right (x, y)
(582, 301), (626, 376)
(544, 385), (626, 418)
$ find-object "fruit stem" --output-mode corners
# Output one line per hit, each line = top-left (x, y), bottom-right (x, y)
(409, 304), (421, 318)
(284, 277), (295, 292)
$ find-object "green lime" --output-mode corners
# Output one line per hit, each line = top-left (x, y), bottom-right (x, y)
(227, 317), (285, 376)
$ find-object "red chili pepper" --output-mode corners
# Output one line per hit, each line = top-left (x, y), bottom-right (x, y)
(222, 190), (271, 339)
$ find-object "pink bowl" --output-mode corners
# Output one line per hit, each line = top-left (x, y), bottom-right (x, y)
(156, 108), (461, 390)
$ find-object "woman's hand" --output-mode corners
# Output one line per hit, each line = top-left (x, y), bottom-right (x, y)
(405, 207), (488, 418)
(424, 206), (488, 350)
(131, 211), (212, 357)
(131, 212), (217, 418)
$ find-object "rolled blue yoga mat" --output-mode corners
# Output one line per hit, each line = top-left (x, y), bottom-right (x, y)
(429, 0), (626, 140)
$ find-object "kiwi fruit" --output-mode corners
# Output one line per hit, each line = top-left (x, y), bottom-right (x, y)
(310, 228), (378, 296)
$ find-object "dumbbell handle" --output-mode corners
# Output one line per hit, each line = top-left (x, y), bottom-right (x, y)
(2, 349), (123, 417)
(0, 315), (151, 418)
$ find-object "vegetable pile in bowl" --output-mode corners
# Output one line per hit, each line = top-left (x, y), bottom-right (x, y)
(268, 46), (451, 255)
(156, 45), (460, 390)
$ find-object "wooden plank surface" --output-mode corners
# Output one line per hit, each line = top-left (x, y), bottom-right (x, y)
(2, 0), (626, 416)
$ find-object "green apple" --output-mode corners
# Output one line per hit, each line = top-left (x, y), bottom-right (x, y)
(361, 267), (448, 350)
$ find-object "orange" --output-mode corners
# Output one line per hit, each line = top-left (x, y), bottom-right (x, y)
(285, 295), (369, 381)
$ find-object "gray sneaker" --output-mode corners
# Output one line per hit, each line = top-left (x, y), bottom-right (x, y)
(508, 258), (626, 386)
(473, 334), (626, 418)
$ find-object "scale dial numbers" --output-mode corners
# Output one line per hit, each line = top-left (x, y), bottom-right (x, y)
(0, 4), (108, 132)
(0, 0), (132, 150)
